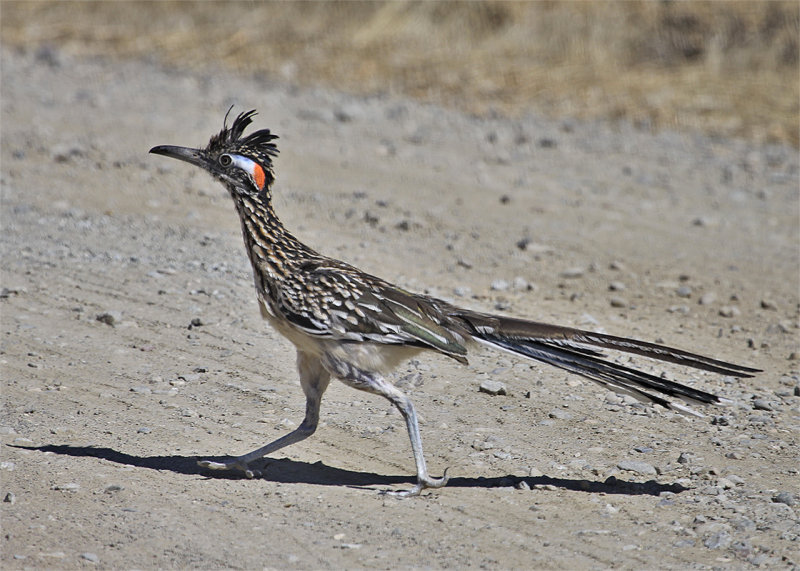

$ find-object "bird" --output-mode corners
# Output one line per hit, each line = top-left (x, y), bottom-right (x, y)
(150, 109), (760, 496)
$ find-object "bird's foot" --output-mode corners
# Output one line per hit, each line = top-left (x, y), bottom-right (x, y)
(383, 468), (450, 498)
(197, 458), (261, 479)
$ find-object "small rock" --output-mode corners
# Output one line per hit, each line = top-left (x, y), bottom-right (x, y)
(608, 281), (626, 291)
(490, 279), (509, 291)
(692, 216), (717, 227)
(96, 311), (121, 326)
(667, 304), (690, 314)
(772, 491), (796, 506)
(716, 477), (735, 489)
(609, 260), (626, 271)
(516, 480), (531, 491)
(617, 460), (657, 476)
(512, 276), (531, 291)
(479, 380), (507, 396)
(81, 553), (99, 563)
(676, 286), (692, 298)
(0, 287), (21, 298)
(609, 296), (627, 308)
(4, 492), (16, 504)
(752, 398), (774, 411)
(52, 483), (80, 492)
(704, 531), (732, 549)
(559, 267), (585, 279)
(548, 409), (572, 420)
(719, 306), (741, 318)
(137, 427), (152, 434)
(538, 137), (557, 148)
(677, 452), (694, 464)
(698, 292), (717, 305)
(760, 299), (778, 310)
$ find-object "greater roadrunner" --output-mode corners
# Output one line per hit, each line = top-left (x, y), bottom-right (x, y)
(150, 109), (759, 496)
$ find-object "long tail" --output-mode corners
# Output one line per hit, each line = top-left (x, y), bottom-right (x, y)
(452, 310), (760, 416)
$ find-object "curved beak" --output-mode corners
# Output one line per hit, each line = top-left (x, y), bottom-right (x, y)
(149, 145), (211, 170)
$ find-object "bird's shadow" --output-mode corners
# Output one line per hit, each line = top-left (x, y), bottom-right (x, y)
(10, 444), (687, 496)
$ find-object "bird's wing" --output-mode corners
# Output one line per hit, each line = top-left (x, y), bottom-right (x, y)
(278, 263), (469, 363)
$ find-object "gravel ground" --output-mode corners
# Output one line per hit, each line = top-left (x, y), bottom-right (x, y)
(1, 46), (799, 569)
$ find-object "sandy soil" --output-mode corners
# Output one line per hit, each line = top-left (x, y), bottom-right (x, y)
(1, 47), (799, 569)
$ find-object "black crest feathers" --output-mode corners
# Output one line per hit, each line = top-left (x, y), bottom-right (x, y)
(207, 107), (279, 160)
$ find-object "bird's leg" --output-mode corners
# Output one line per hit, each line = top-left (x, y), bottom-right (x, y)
(198, 351), (330, 478)
(321, 353), (449, 496)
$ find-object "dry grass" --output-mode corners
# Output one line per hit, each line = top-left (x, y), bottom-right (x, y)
(2, 1), (797, 146)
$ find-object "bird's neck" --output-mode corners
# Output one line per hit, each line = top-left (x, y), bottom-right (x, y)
(231, 191), (317, 283)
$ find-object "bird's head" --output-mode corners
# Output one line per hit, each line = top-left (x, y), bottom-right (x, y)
(150, 108), (278, 199)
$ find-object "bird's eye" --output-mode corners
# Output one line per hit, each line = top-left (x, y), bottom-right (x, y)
(219, 154), (232, 167)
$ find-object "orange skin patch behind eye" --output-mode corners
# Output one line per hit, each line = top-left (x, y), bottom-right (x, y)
(252, 164), (266, 190)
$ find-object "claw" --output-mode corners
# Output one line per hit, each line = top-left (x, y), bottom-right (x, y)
(197, 459), (261, 478)
(382, 468), (450, 497)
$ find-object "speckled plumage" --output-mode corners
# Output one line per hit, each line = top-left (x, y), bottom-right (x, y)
(150, 110), (759, 496)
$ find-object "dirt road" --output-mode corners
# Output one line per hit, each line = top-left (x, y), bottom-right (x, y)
(2, 47), (798, 569)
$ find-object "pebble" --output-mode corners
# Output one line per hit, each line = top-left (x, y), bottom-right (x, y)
(718, 306), (741, 318)
(617, 460), (657, 476)
(512, 276), (531, 291)
(772, 491), (796, 506)
(716, 477), (736, 490)
(752, 398), (774, 411)
(608, 281), (626, 291)
(667, 304), (690, 314)
(559, 267), (585, 279)
(4, 492), (16, 504)
(81, 552), (99, 563)
(490, 279), (509, 291)
(609, 260), (626, 271)
(96, 311), (121, 326)
(760, 299), (777, 310)
(609, 296), (627, 308)
(675, 285), (692, 298)
(52, 483), (80, 491)
(548, 409), (572, 420)
(479, 380), (507, 396)
(698, 292), (717, 305)
(704, 531), (732, 549)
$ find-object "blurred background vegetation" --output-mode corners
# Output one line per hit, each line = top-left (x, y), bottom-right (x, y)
(2, 1), (798, 146)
